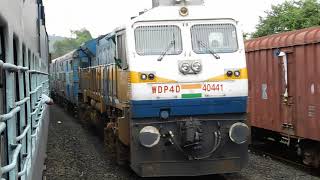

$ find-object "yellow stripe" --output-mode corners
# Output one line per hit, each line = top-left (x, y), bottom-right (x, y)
(130, 68), (248, 84)
(130, 71), (176, 84)
(181, 84), (202, 89)
(206, 68), (248, 82)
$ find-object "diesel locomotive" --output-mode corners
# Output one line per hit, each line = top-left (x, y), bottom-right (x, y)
(51, 0), (250, 177)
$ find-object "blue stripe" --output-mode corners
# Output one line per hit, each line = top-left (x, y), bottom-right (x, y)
(131, 97), (247, 118)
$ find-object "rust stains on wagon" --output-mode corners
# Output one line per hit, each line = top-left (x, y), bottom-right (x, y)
(245, 27), (320, 142)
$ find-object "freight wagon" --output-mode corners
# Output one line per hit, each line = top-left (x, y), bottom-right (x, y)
(0, 0), (51, 179)
(245, 27), (320, 168)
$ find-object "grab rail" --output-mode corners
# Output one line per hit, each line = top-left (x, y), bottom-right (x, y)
(30, 85), (42, 95)
(15, 97), (30, 107)
(1, 144), (22, 173)
(17, 154), (31, 177)
(28, 70), (49, 75)
(0, 107), (21, 121)
(16, 125), (30, 142)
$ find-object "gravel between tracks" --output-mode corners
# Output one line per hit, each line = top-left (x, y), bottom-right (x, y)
(44, 105), (320, 180)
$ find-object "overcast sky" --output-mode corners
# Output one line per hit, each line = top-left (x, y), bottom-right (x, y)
(43, 0), (285, 38)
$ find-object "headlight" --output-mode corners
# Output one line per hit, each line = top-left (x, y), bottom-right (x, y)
(180, 63), (190, 74)
(229, 122), (250, 144)
(139, 126), (161, 148)
(191, 61), (202, 73)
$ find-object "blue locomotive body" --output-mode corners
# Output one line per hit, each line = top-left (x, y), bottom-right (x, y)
(50, 39), (97, 108)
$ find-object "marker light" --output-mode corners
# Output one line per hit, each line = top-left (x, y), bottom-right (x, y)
(226, 71), (233, 77)
(180, 63), (190, 74)
(148, 73), (155, 80)
(141, 74), (148, 80)
(234, 70), (241, 77)
(139, 126), (161, 148)
(191, 61), (202, 74)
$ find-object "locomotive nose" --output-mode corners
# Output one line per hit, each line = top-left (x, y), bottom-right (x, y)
(229, 123), (250, 144)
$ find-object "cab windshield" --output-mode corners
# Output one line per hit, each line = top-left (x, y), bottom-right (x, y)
(134, 25), (183, 56)
(191, 24), (238, 54)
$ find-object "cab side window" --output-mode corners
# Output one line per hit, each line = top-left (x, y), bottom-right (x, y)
(116, 32), (128, 69)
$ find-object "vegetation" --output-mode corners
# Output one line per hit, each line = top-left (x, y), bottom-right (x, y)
(51, 28), (92, 59)
(253, 0), (320, 38)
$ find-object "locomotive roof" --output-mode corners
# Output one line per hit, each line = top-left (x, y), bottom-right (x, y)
(129, 4), (238, 24)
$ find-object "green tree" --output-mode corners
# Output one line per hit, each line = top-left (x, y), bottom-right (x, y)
(52, 28), (92, 59)
(253, 0), (320, 38)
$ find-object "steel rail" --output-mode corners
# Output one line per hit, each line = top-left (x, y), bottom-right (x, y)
(0, 107), (21, 121)
(17, 154), (31, 177)
(15, 125), (30, 142)
(1, 144), (22, 173)
(15, 97), (30, 106)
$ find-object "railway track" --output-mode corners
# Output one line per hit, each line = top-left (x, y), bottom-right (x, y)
(250, 141), (319, 177)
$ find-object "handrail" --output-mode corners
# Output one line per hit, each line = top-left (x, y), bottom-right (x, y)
(15, 97), (30, 106)
(16, 125), (30, 141)
(1, 144), (22, 173)
(0, 123), (6, 134)
(17, 154), (31, 177)
(0, 107), (21, 121)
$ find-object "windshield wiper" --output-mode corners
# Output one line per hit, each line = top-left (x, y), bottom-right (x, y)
(197, 40), (220, 59)
(157, 40), (175, 61)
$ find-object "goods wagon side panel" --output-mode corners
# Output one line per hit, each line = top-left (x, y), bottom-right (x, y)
(247, 49), (282, 132)
(296, 43), (320, 141)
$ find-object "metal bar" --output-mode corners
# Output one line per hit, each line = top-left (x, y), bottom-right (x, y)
(15, 97), (30, 106)
(0, 122), (6, 134)
(1, 144), (22, 173)
(31, 130), (38, 138)
(0, 107), (21, 121)
(2, 63), (27, 72)
(30, 106), (40, 116)
(19, 66), (29, 72)
(29, 85), (42, 95)
(16, 125), (30, 141)
(17, 154), (31, 177)
(0, 60), (3, 67)
(28, 70), (49, 75)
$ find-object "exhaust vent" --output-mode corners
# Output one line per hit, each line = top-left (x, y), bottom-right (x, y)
(152, 0), (204, 8)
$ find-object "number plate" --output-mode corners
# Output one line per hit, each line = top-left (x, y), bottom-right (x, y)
(151, 83), (226, 99)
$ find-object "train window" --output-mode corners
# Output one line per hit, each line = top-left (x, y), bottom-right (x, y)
(116, 32), (128, 69)
(134, 25), (183, 56)
(191, 24), (238, 53)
